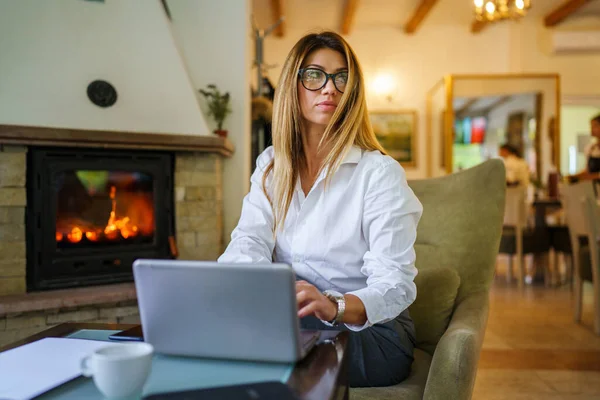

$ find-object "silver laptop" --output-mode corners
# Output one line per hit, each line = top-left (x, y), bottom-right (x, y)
(132, 259), (320, 363)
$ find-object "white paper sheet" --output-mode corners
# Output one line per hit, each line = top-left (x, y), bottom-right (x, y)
(0, 337), (120, 400)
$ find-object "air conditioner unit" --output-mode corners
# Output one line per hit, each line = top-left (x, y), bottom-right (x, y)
(552, 30), (600, 53)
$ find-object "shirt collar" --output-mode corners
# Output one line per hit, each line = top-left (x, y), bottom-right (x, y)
(340, 145), (363, 165)
(295, 146), (363, 193)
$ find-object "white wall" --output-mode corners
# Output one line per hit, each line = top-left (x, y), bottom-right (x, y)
(167, 0), (252, 244)
(0, 0), (209, 135)
(509, 16), (600, 96)
(262, 5), (600, 179)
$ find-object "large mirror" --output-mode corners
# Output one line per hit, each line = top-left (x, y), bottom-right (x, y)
(427, 74), (560, 182)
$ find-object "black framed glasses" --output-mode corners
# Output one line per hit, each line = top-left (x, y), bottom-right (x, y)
(298, 68), (348, 93)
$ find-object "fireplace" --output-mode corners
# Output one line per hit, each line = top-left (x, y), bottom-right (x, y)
(26, 147), (175, 291)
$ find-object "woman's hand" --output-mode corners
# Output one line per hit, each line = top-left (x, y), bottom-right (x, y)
(295, 280), (337, 321)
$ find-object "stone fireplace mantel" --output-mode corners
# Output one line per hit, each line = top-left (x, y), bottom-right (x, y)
(0, 124), (234, 156)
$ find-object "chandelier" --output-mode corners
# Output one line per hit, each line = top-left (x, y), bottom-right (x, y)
(474, 0), (531, 22)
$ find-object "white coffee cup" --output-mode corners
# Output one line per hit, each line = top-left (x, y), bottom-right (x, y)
(80, 342), (154, 399)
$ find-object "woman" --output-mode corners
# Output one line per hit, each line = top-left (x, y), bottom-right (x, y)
(499, 143), (530, 188)
(218, 31), (422, 387)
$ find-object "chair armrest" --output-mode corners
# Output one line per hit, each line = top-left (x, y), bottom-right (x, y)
(423, 291), (489, 400)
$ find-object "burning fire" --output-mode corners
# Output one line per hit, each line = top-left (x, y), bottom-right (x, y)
(56, 185), (153, 244)
(102, 186), (140, 242)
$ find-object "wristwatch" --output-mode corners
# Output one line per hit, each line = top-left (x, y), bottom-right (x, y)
(322, 290), (346, 326)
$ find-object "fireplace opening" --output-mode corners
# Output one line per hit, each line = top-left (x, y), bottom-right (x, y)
(27, 147), (175, 291)
(55, 171), (155, 248)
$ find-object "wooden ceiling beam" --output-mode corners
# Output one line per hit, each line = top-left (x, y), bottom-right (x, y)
(456, 96), (513, 118)
(471, 19), (487, 34)
(270, 0), (285, 37)
(341, 0), (359, 35)
(544, 0), (592, 27)
(404, 0), (439, 34)
(456, 98), (480, 116)
(483, 95), (513, 114)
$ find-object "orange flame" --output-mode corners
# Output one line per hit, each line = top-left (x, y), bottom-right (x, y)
(67, 227), (83, 243)
(85, 231), (99, 242)
(56, 185), (153, 244)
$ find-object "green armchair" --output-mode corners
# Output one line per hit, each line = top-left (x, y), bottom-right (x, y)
(351, 159), (506, 400)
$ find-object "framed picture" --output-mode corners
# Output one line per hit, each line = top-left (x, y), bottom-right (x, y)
(370, 110), (417, 167)
(440, 110), (447, 169)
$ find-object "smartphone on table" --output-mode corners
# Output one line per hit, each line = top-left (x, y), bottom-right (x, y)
(108, 325), (144, 342)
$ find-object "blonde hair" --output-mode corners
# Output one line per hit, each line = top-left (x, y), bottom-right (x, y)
(263, 31), (385, 233)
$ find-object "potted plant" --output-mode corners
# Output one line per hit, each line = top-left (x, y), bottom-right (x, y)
(199, 84), (231, 138)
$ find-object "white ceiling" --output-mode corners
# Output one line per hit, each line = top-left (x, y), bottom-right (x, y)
(252, 0), (600, 33)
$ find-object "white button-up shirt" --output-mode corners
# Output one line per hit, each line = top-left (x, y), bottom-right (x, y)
(218, 146), (423, 331)
(503, 155), (530, 188)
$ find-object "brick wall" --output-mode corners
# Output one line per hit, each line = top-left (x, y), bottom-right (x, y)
(174, 152), (224, 260)
(0, 145), (27, 295)
(0, 301), (140, 348)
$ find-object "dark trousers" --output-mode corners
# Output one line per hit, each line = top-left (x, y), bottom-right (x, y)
(300, 309), (415, 388)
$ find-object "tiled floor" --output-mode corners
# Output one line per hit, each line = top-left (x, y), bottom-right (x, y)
(473, 259), (600, 400)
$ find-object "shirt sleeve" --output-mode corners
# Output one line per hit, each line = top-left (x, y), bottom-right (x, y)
(217, 148), (276, 264)
(345, 161), (423, 331)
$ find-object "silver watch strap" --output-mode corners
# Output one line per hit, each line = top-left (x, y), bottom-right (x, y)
(323, 290), (345, 326)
